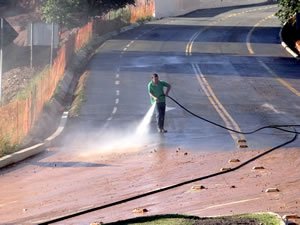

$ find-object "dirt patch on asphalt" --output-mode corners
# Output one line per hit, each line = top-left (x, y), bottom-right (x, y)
(2, 144), (299, 224)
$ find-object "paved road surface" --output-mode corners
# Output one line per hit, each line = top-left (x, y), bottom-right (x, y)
(1, 0), (300, 224)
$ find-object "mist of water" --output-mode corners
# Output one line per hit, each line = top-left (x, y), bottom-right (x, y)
(135, 103), (156, 135)
(74, 103), (157, 157)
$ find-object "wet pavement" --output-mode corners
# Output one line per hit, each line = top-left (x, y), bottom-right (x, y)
(1, 0), (300, 224)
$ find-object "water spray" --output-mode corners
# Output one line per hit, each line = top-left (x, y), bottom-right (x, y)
(135, 102), (156, 135)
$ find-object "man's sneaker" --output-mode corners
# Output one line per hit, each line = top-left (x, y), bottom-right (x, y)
(157, 128), (162, 133)
(161, 129), (167, 133)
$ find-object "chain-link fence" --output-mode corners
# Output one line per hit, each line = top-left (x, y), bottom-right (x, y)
(0, 0), (155, 156)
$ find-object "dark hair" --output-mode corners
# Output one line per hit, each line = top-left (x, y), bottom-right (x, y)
(152, 73), (158, 78)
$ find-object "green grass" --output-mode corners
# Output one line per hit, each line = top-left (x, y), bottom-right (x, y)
(101, 213), (281, 225)
(14, 65), (50, 101)
(69, 71), (88, 117)
(104, 215), (198, 225)
(0, 133), (17, 158)
(232, 213), (281, 225)
(136, 16), (154, 24)
(108, 8), (131, 23)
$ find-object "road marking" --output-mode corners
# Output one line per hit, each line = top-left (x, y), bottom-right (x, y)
(0, 201), (18, 208)
(112, 107), (117, 114)
(166, 106), (176, 112)
(259, 60), (300, 96)
(115, 80), (120, 85)
(189, 198), (261, 213)
(116, 74), (119, 78)
(186, 31), (200, 56)
(262, 103), (285, 114)
(247, 14), (275, 54)
(246, 13), (300, 96)
(116, 90), (120, 96)
(115, 98), (119, 104)
(192, 64), (245, 147)
(185, 5), (278, 147)
(185, 6), (277, 56)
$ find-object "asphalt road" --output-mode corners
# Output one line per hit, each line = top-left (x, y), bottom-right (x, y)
(1, 0), (300, 224)
(63, 0), (300, 152)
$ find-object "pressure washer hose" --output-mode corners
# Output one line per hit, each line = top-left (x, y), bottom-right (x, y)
(38, 96), (299, 225)
(167, 95), (300, 135)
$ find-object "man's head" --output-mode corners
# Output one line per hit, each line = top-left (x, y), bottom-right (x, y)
(152, 73), (159, 85)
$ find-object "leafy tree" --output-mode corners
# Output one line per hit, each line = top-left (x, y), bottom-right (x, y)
(276, 0), (300, 24)
(41, 0), (135, 28)
(41, 0), (79, 27)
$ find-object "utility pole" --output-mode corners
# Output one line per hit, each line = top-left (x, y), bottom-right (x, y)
(0, 18), (3, 104)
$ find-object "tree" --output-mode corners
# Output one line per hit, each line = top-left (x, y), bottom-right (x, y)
(276, 0), (300, 25)
(41, 0), (83, 28)
(41, 0), (135, 28)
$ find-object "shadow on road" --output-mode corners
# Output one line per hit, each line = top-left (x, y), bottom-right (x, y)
(182, 1), (276, 18)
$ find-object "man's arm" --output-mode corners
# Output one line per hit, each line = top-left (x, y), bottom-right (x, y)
(148, 83), (158, 101)
(165, 84), (171, 97)
(149, 92), (158, 101)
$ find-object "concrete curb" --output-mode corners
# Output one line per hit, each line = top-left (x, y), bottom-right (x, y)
(0, 22), (141, 170)
(279, 22), (300, 60)
(0, 111), (68, 169)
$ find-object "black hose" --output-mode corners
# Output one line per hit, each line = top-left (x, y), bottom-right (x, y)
(167, 95), (300, 135)
(38, 96), (299, 224)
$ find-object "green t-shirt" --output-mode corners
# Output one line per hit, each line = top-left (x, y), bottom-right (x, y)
(148, 80), (169, 104)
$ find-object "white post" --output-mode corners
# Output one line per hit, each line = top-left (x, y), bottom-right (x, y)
(0, 18), (3, 104)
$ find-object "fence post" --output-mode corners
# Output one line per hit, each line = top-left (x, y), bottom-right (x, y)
(0, 18), (3, 104)
(30, 23), (33, 69)
(50, 22), (54, 68)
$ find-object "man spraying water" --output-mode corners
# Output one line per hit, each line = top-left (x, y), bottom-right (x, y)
(148, 73), (171, 133)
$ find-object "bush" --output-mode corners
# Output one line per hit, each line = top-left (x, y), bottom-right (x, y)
(0, 134), (17, 158)
(136, 16), (154, 24)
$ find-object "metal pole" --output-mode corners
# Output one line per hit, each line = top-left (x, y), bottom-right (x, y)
(30, 23), (33, 69)
(0, 18), (3, 104)
(50, 22), (54, 68)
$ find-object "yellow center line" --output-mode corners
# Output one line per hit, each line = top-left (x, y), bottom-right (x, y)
(193, 64), (245, 147)
(186, 6), (277, 56)
(247, 14), (300, 97)
(184, 5), (277, 146)
(247, 14), (275, 54)
(259, 60), (300, 96)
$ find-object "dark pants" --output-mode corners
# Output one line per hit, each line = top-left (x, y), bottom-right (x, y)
(156, 102), (166, 130)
